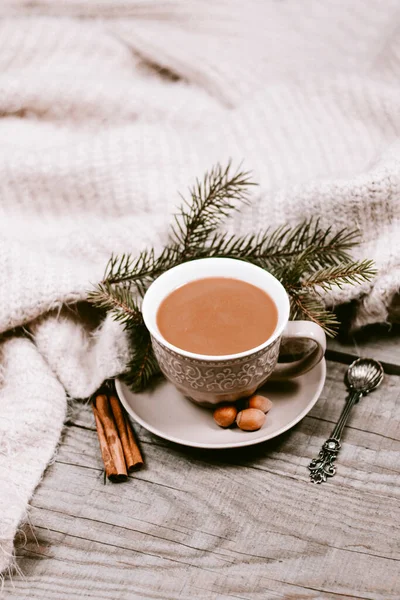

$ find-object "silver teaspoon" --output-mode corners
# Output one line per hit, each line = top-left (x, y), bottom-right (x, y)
(308, 358), (384, 484)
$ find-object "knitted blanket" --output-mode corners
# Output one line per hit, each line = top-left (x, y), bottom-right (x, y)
(1, 0), (400, 576)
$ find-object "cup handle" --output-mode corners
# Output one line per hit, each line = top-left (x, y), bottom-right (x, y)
(271, 321), (326, 379)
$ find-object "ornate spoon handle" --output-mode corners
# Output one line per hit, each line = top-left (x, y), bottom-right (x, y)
(308, 391), (361, 483)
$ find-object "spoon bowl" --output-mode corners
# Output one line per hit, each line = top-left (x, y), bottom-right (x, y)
(345, 358), (384, 394)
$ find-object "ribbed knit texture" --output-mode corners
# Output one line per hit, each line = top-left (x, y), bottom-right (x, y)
(1, 0), (400, 576)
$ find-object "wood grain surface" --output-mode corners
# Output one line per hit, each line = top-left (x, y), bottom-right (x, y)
(2, 355), (399, 599)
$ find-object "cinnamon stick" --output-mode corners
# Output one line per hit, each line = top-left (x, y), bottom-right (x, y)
(94, 394), (127, 479)
(109, 395), (137, 471)
(92, 404), (118, 480)
(123, 411), (144, 472)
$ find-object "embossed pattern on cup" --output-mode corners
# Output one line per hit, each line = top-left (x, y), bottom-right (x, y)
(151, 335), (281, 405)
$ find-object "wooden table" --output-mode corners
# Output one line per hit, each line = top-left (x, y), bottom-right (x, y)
(3, 326), (400, 599)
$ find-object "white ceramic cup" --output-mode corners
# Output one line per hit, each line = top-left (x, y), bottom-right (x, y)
(142, 258), (326, 405)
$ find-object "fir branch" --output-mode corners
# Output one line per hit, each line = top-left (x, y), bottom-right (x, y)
(271, 248), (317, 287)
(171, 162), (255, 253)
(290, 293), (340, 338)
(199, 222), (361, 272)
(100, 246), (182, 293)
(87, 281), (142, 327)
(292, 259), (376, 292)
(261, 223), (360, 269)
(88, 280), (160, 390)
(104, 253), (137, 284)
(96, 163), (255, 293)
(121, 321), (161, 392)
(196, 231), (264, 261)
(88, 161), (377, 391)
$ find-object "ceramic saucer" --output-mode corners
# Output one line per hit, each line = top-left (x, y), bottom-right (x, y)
(116, 359), (326, 449)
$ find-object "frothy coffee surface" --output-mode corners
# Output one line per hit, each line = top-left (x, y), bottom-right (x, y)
(156, 277), (278, 356)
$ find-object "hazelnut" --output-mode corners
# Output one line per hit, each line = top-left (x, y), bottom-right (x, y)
(236, 408), (265, 431)
(248, 395), (273, 413)
(213, 404), (238, 428)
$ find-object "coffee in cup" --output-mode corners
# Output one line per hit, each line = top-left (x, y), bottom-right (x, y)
(156, 277), (278, 356)
(142, 258), (326, 406)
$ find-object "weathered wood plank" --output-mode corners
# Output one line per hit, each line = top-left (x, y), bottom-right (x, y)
(327, 324), (400, 374)
(8, 459), (400, 600)
(3, 361), (400, 599)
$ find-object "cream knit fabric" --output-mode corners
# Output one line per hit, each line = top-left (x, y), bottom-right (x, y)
(1, 0), (400, 575)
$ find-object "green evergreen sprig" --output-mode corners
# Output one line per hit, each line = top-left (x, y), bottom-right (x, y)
(123, 319), (161, 392)
(88, 163), (376, 392)
(171, 162), (254, 253)
(91, 280), (143, 328)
